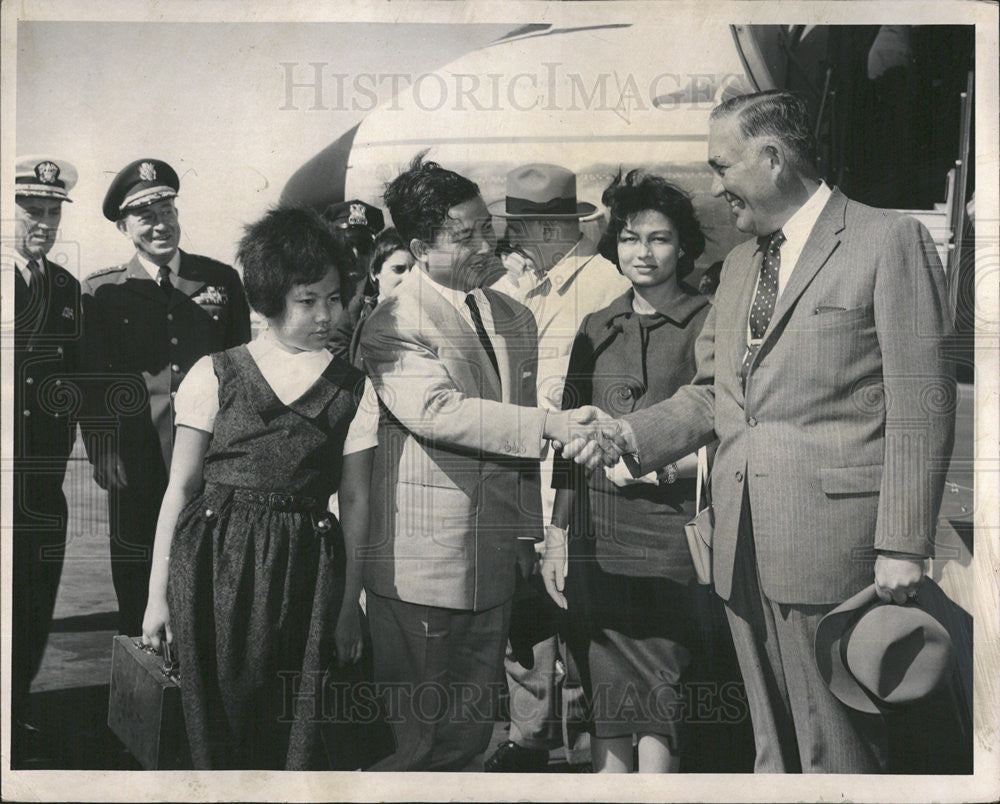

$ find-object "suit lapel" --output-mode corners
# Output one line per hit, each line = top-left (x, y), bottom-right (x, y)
(411, 271), (503, 400)
(761, 190), (847, 347)
(731, 244), (765, 383)
(170, 250), (207, 310)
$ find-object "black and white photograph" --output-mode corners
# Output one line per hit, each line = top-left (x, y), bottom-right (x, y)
(2, 1), (997, 801)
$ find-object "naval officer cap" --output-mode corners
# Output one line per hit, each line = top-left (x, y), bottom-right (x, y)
(103, 158), (179, 221)
(322, 200), (385, 236)
(16, 155), (77, 202)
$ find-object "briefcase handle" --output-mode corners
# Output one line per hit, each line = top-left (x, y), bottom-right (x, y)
(161, 641), (179, 680)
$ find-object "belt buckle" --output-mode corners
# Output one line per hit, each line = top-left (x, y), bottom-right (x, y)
(269, 492), (292, 511)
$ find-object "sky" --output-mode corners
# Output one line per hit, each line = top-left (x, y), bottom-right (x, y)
(15, 20), (513, 276)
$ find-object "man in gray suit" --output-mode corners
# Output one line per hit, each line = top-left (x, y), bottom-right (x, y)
(359, 154), (610, 771)
(555, 91), (955, 772)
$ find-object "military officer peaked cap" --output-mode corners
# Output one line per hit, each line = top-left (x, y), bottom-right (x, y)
(103, 158), (179, 221)
(322, 199), (385, 235)
(16, 155), (77, 202)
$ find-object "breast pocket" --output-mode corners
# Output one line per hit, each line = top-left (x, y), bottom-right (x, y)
(807, 304), (874, 330)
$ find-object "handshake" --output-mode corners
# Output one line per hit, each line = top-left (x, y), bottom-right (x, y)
(543, 405), (633, 470)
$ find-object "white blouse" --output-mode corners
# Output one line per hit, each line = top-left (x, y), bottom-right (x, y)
(173, 329), (379, 456)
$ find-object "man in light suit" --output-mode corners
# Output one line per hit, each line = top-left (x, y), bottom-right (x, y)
(358, 155), (609, 771)
(556, 91), (955, 772)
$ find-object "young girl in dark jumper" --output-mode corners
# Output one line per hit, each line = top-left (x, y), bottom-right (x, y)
(142, 206), (376, 769)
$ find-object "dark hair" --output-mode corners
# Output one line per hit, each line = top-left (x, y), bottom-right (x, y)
(383, 151), (481, 246)
(370, 227), (410, 276)
(598, 169), (706, 282)
(710, 90), (817, 170)
(237, 206), (348, 319)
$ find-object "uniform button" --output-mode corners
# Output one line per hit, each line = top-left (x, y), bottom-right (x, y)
(56, 347), (63, 355)
(170, 337), (179, 345)
(171, 364), (181, 373)
(747, 416), (758, 427)
(123, 318), (129, 324)
(213, 315), (219, 321)
(170, 391), (177, 398)
(25, 377), (34, 385)
(166, 314), (173, 321)
(735, 470), (743, 482)
(23, 409), (30, 417)
(55, 379), (62, 386)
(27, 346), (33, 353)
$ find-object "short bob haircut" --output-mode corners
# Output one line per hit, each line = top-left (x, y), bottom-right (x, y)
(237, 206), (349, 319)
(370, 226), (410, 277)
(383, 151), (481, 247)
(598, 169), (706, 282)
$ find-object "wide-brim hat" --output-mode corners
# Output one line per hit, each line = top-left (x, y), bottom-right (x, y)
(103, 158), (179, 221)
(814, 577), (954, 714)
(16, 155), (77, 202)
(488, 163), (600, 220)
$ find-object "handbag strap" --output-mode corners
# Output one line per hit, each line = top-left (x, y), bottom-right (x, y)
(695, 446), (711, 512)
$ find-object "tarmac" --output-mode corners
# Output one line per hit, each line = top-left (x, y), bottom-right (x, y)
(12, 384), (977, 772)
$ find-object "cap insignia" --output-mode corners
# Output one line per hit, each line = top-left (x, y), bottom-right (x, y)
(139, 162), (157, 182)
(35, 161), (60, 184)
(348, 202), (368, 227)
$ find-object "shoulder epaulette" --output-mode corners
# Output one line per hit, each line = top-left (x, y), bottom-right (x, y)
(86, 264), (126, 280)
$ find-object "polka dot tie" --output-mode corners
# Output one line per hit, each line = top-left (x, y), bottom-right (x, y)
(741, 229), (785, 390)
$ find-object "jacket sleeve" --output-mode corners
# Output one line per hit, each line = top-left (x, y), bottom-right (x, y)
(872, 215), (956, 556)
(359, 308), (548, 460)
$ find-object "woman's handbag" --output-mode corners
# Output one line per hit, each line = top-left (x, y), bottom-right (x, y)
(107, 636), (190, 769)
(684, 446), (714, 585)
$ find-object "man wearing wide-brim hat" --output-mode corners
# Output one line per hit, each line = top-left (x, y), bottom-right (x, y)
(486, 164), (629, 772)
(81, 158), (251, 637)
(9, 155), (83, 764)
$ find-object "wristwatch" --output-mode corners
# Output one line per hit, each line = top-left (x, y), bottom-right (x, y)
(657, 462), (679, 485)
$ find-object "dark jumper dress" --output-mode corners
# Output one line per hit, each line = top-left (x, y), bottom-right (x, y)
(167, 345), (364, 769)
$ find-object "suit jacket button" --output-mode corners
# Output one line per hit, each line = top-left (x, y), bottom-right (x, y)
(171, 364), (181, 373)
(747, 416), (758, 427)
(166, 314), (173, 322)
(23, 410), (30, 417)
(170, 337), (179, 345)
(735, 470), (743, 482)
(25, 377), (34, 385)
(123, 318), (129, 324)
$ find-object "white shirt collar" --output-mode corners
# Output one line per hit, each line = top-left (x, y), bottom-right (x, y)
(415, 265), (476, 316)
(543, 237), (596, 290)
(778, 183), (830, 257)
(136, 249), (180, 281)
(6, 248), (45, 284)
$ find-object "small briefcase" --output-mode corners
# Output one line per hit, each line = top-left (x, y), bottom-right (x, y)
(108, 635), (190, 769)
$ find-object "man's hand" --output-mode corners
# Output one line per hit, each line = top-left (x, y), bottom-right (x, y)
(93, 452), (128, 491)
(874, 552), (926, 604)
(547, 407), (630, 471)
(539, 525), (569, 610)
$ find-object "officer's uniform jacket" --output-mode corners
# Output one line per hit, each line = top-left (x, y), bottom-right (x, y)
(13, 255), (83, 466)
(81, 249), (251, 474)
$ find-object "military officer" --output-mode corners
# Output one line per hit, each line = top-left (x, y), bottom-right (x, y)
(9, 156), (82, 762)
(322, 199), (384, 360)
(81, 158), (251, 636)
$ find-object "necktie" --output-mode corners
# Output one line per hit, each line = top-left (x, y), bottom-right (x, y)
(740, 229), (785, 390)
(465, 294), (501, 381)
(157, 265), (173, 297)
(16, 260), (44, 331)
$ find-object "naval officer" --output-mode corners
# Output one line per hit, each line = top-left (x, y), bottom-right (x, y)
(81, 158), (251, 636)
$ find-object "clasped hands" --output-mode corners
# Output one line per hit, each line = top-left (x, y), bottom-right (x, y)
(545, 405), (631, 470)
